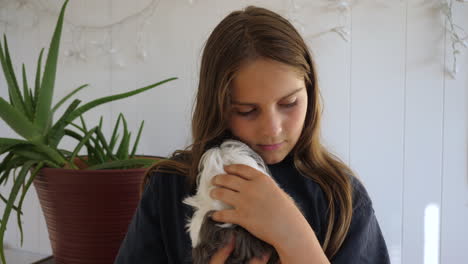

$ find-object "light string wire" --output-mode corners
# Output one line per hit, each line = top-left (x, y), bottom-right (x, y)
(328, 0), (354, 42)
(440, 0), (468, 78)
(0, 0), (160, 67)
(0, 0), (466, 75)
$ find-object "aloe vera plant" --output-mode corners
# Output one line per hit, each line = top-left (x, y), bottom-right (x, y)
(67, 113), (158, 170)
(0, 1), (176, 262)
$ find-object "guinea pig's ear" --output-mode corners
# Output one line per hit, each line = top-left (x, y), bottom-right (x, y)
(197, 148), (223, 188)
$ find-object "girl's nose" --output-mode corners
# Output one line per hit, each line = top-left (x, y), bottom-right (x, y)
(259, 110), (282, 138)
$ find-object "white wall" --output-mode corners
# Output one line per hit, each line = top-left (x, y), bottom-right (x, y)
(0, 0), (466, 263)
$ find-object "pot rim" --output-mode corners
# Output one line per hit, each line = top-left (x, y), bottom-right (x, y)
(38, 155), (165, 172)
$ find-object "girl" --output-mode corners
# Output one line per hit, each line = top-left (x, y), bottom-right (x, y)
(115, 6), (390, 264)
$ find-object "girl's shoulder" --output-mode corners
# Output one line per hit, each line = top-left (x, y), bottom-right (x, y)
(349, 174), (374, 211)
(146, 153), (194, 195)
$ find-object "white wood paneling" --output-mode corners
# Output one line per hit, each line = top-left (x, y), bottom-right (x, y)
(0, 0), (466, 263)
(306, 0), (352, 166)
(1, 1), (39, 253)
(440, 2), (468, 263)
(350, 1), (407, 263)
(404, 0), (446, 263)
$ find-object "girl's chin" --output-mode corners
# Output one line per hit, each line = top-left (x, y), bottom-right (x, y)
(261, 153), (287, 165)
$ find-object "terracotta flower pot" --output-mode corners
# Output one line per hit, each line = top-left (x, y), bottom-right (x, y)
(33, 158), (159, 264)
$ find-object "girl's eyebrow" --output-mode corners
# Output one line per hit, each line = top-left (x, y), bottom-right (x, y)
(231, 87), (304, 106)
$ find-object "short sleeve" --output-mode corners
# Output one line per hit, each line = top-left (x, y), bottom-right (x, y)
(330, 177), (391, 264)
(114, 172), (168, 264)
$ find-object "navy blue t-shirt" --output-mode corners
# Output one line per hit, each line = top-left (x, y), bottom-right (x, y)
(114, 155), (390, 263)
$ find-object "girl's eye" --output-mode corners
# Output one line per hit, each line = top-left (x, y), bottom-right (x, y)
(236, 109), (255, 116)
(281, 100), (297, 108)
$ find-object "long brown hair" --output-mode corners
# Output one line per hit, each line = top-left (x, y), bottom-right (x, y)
(143, 6), (355, 259)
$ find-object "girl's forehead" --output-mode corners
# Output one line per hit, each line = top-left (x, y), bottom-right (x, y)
(231, 58), (305, 102)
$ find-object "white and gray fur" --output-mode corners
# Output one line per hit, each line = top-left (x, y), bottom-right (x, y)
(183, 140), (280, 264)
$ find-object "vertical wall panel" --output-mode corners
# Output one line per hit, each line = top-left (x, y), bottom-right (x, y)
(350, 1), (406, 263)
(306, 1), (352, 165)
(16, 5), (43, 255)
(0, 3), (35, 252)
(33, 3), (56, 255)
(0, 4), (19, 251)
(404, 0), (446, 263)
(440, 2), (468, 263)
(110, 0), (195, 158)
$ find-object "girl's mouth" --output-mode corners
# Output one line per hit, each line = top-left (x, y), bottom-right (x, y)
(257, 142), (283, 151)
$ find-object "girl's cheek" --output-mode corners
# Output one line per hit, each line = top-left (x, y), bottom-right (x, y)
(287, 104), (306, 128)
(229, 118), (251, 138)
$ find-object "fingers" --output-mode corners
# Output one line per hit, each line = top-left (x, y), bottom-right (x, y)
(212, 174), (247, 192)
(211, 209), (239, 225)
(224, 164), (262, 180)
(209, 236), (235, 264)
(211, 186), (240, 207)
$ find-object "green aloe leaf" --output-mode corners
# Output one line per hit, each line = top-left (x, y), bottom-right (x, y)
(0, 153), (16, 186)
(0, 98), (42, 141)
(116, 115), (129, 160)
(33, 48), (45, 107)
(17, 162), (43, 246)
(0, 161), (35, 264)
(69, 122), (106, 164)
(14, 148), (51, 163)
(116, 132), (130, 161)
(65, 77), (177, 125)
(47, 99), (81, 148)
(34, 0), (69, 134)
(32, 143), (67, 166)
(63, 129), (93, 166)
(109, 114), (123, 152)
(86, 158), (156, 170)
(3, 142), (65, 168)
(91, 135), (105, 164)
(0, 35), (25, 115)
(2, 37), (20, 99)
(69, 126), (97, 163)
(52, 84), (88, 113)
(98, 116), (103, 130)
(0, 138), (29, 156)
(21, 64), (34, 120)
(94, 128), (116, 160)
(0, 194), (22, 214)
(0, 138), (29, 148)
(79, 115), (88, 132)
(130, 120), (144, 158)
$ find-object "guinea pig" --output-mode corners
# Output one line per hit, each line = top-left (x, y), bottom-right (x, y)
(183, 140), (280, 264)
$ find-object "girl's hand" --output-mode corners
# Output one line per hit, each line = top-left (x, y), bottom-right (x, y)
(210, 164), (311, 251)
(209, 235), (271, 264)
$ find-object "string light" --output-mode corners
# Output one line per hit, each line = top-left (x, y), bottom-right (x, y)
(439, 0), (468, 79)
(301, 0), (354, 42)
(1, 0), (466, 76)
(0, 0), (160, 67)
(327, 0), (354, 42)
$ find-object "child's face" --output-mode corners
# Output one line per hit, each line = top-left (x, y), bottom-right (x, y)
(228, 58), (308, 164)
